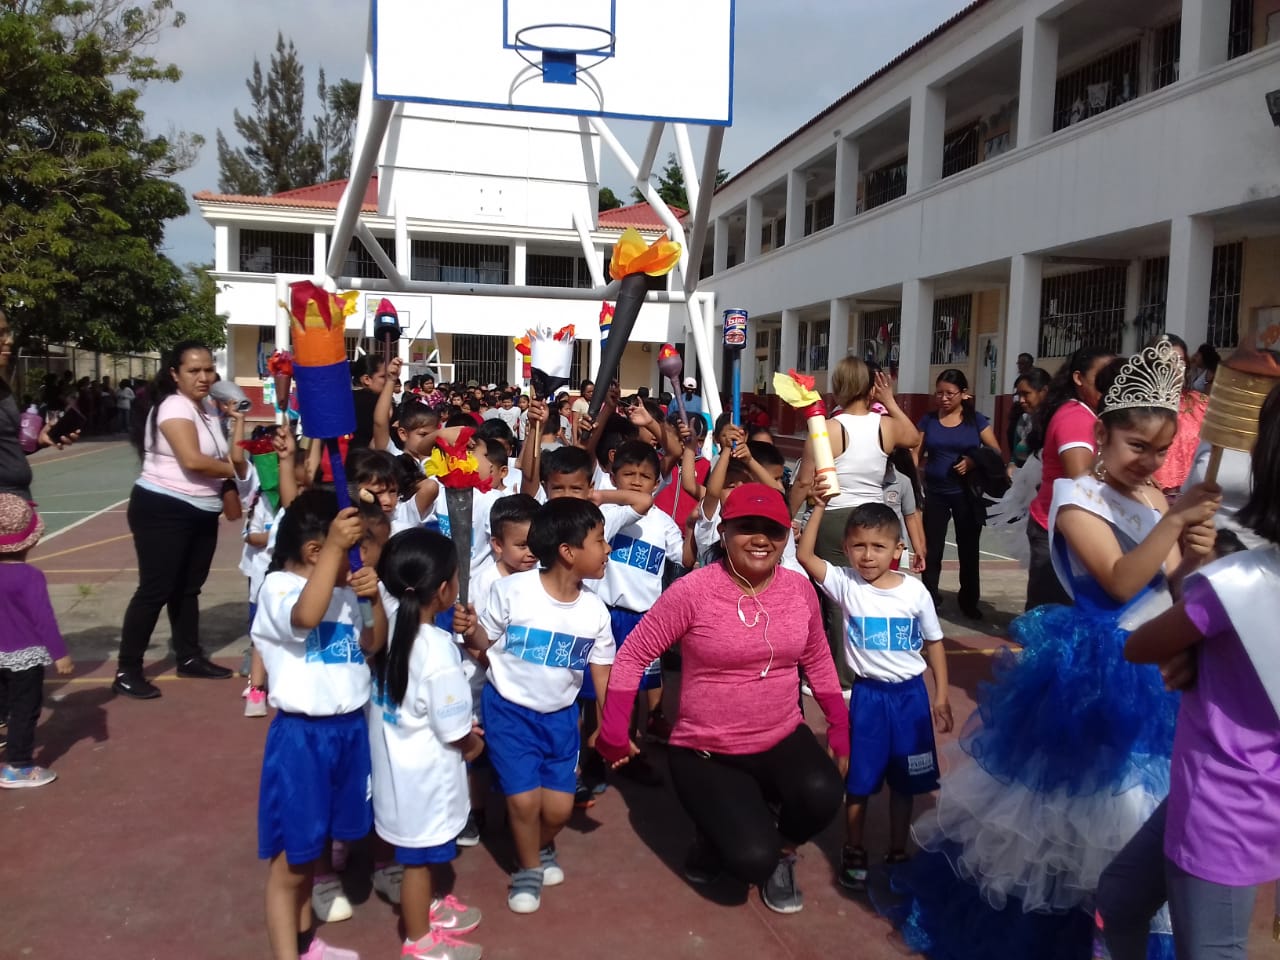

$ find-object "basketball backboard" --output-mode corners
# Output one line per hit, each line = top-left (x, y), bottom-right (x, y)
(372, 0), (734, 125)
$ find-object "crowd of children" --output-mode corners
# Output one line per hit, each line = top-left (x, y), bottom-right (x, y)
(5, 344), (1277, 960)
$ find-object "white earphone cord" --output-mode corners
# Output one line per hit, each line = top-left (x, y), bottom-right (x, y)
(725, 545), (775, 679)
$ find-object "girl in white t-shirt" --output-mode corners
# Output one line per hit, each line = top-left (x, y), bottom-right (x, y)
(253, 489), (387, 960)
(373, 528), (485, 960)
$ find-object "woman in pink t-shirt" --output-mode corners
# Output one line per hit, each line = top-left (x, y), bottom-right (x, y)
(1025, 345), (1114, 611)
(114, 342), (243, 700)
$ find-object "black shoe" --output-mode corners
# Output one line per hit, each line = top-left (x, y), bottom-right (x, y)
(113, 671), (162, 700)
(960, 604), (984, 621)
(682, 837), (722, 885)
(177, 656), (233, 679)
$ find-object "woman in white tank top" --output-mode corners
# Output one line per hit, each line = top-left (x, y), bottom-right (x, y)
(792, 357), (921, 687)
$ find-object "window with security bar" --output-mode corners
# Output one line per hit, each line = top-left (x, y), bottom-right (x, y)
(1135, 256), (1170, 347)
(931, 295), (973, 365)
(1039, 266), (1128, 358)
(527, 253), (596, 288)
(451, 334), (509, 389)
(1151, 20), (1181, 91)
(804, 193), (835, 236)
(238, 230), (314, 274)
(1053, 40), (1141, 132)
(941, 124), (981, 179)
(863, 157), (907, 212)
(1228, 0), (1253, 58)
(860, 306), (901, 375)
(411, 240), (510, 285)
(332, 236), (396, 280)
(1207, 242), (1243, 349)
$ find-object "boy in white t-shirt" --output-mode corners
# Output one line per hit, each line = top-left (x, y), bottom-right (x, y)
(796, 497), (953, 894)
(453, 498), (636, 916)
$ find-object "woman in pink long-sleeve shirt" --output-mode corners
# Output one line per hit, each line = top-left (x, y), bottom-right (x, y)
(597, 483), (849, 915)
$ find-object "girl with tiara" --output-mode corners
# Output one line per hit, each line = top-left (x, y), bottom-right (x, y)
(881, 339), (1222, 959)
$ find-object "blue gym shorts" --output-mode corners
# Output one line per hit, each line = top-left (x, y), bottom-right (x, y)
(845, 675), (940, 798)
(481, 683), (578, 796)
(396, 839), (457, 865)
(257, 710), (372, 864)
(579, 607), (659, 700)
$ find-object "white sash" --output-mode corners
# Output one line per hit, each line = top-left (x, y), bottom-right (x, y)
(1047, 476), (1163, 600)
(1191, 546), (1280, 721)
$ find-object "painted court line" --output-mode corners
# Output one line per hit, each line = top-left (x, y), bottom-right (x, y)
(30, 445), (114, 468)
(38, 497), (129, 545)
(34, 532), (132, 562)
(944, 539), (1020, 563)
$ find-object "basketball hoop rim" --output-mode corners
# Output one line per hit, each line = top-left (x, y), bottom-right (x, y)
(512, 22), (615, 57)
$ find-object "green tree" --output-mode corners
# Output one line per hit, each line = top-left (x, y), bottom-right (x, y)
(597, 186), (623, 211)
(216, 33), (323, 195)
(315, 70), (361, 181)
(630, 152), (729, 209)
(0, 0), (220, 352)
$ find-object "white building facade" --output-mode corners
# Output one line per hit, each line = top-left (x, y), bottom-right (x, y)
(197, 105), (696, 411)
(702, 0), (1280, 432)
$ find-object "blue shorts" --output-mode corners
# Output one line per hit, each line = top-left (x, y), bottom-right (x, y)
(481, 683), (578, 796)
(248, 601), (258, 634)
(396, 839), (457, 865)
(846, 675), (939, 798)
(257, 710), (373, 864)
(579, 607), (660, 701)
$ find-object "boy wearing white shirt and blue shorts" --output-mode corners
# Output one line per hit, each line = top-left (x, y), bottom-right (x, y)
(797, 499), (953, 894)
(453, 497), (633, 916)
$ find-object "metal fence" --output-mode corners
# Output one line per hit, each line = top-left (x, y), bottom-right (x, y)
(10, 344), (160, 405)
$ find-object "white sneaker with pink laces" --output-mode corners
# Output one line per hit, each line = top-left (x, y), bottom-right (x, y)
(401, 929), (482, 960)
(430, 894), (481, 934)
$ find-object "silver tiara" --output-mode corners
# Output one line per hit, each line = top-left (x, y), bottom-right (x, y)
(1101, 338), (1185, 414)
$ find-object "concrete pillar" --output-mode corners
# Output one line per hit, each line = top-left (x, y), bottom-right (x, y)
(713, 216), (729, 273)
(1123, 259), (1143, 354)
(785, 169), (807, 245)
(1180, 0), (1231, 78)
(1166, 216), (1214, 346)
(835, 136), (860, 223)
(395, 205), (410, 280)
(897, 280), (936, 395)
(589, 337), (602, 380)
(1017, 18), (1059, 146)
(214, 224), (229, 272)
(829, 298), (851, 373)
(745, 196), (763, 262)
(1004, 254), (1043, 389)
(907, 85), (946, 193)
(779, 309), (800, 387)
(313, 230), (327, 276)
(512, 241), (527, 286)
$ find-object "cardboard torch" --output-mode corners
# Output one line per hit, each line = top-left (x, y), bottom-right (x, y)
(528, 324), (576, 402)
(266, 350), (294, 417)
(774, 369), (842, 498)
(656, 344), (688, 426)
(286, 280), (373, 625)
(1199, 347), (1280, 483)
(587, 228), (682, 419)
(372, 298), (401, 370)
(423, 427), (492, 606)
(513, 335), (532, 385)
(238, 435), (281, 514)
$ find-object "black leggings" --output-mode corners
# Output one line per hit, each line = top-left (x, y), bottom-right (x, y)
(922, 487), (983, 609)
(1025, 520), (1071, 611)
(667, 724), (844, 887)
(118, 485), (221, 671)
(1, 665), (44, 766)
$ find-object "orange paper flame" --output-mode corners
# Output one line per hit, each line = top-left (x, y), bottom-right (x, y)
(609, 227), (682, 280)
(423, 427), (492, 492)
(286, 281), (358, 367)
(657, 344), (680, 361)
(514, 336), (531, 357)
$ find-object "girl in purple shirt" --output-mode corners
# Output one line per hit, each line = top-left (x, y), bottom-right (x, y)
(1102, 379), (1280, 959)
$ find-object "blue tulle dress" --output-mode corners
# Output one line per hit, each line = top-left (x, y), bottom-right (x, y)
(879, 477), (1179, 960)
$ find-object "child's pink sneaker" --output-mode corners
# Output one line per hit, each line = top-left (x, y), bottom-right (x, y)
(300, 935), (360, 960)
(430, 894), (482, 934)
(401, 929), (482, 960)
(244, 686), (267, 717)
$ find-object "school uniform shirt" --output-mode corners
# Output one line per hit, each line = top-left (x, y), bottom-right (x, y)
(391, 496), (423, 536)
(881, 468), (917, 546)
(506, 458), (523, 494)
(693, 500), (804, 575)
(368, 623), (473, 848)
(246, 506), (286, 605)
(252, 570), (372, 715)
(459, 559), (503, 714)
(817, 564), (944, 683)
(590, 505), (684, 612)
(479, 568), (616, 712)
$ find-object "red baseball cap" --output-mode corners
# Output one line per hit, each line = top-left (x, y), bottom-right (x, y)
(720, 482), (792, 531)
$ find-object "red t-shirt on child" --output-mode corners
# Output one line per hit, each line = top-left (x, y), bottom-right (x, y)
(1029, 400), (1097, 530)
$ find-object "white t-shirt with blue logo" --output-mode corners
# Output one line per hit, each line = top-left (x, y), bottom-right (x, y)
(591, 505), (683, 612)
(368, 623), (474, 848)
(251, 570), (372, 715)
(817, 564), (944, 683)
(479, 568), (615, 712)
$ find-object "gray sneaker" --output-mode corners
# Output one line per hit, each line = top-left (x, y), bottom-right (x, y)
(761, 853), (803, 914)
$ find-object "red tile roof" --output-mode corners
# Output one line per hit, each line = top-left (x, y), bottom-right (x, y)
(597, 201), (687, 231)
(194, 177), (379, 212)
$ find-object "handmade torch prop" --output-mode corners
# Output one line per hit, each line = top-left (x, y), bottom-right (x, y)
(266, 350), (293, 420)
(285, 280), (373, 626)
(1199, 347), (1280, 483)
(372, 298), (401, 372)
(238, 435), (282, 514)
(423, 427), (492, 606)
(656, 344), (689, 426)
(513, 336), (532, 388)
(587, 228), (682, 420)
(723, 308), (749, 431)
(774, 369), (842, 497)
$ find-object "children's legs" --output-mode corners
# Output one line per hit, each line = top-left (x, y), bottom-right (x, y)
(887, 789), (914, 854)
(249, 647), (267, 689)
(845, 795), (868, 849)
(265, 854), (313, 960)
(401, 864), (433, 943)
(645, 686), (662, 712)
(539, 788), (573, 848)
(1165, 859), (1257, 960)
(1, 665), (43, 767)
(506, 789), (543, 870)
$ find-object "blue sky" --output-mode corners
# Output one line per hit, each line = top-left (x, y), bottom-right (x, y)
(139, 0), (971, 267)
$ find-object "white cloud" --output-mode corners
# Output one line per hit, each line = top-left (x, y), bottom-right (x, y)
(141, 0), (971, 265)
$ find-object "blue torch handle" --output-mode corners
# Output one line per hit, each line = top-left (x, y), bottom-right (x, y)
(325, 438), (375, 629)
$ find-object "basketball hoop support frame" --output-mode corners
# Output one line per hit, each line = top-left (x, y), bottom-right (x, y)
(323, 2), (729, 424)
